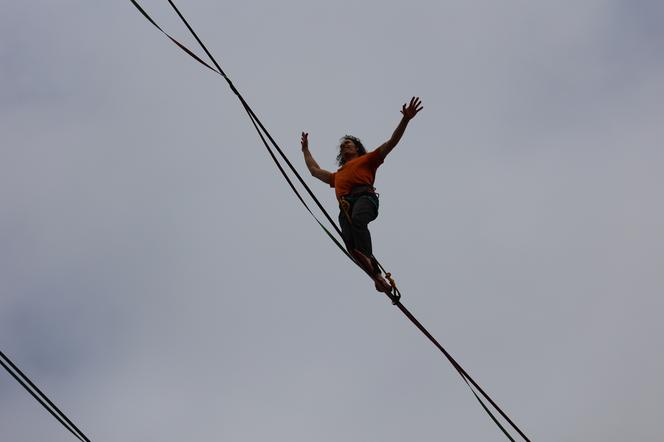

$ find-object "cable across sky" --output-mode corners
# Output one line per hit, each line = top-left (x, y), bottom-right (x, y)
(127, 1), (533, 440)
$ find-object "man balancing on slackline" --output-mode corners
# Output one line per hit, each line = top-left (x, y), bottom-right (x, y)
(301, 97), (423, 293)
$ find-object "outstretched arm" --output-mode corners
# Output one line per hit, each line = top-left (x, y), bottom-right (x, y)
(301, 132), (333, 184)
(377, 97), (423, 160)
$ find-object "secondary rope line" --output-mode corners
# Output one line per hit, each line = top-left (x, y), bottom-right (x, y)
(152, 7), (527, 437)
(162, 0), (399, 299)
(167, 0), (348, 239)
(0, 350), (90, 442)
(395, 304), (527, 441)
(128, 0), (349, 255)
(131, 2), (528, 439)
(128, 2), (531, 440)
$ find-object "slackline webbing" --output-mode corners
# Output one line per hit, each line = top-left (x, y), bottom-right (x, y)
(0, 350), (90, 442)
(128, 2), (532, 440)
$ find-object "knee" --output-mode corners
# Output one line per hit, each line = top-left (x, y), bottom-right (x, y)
(351, 214), (370, 228)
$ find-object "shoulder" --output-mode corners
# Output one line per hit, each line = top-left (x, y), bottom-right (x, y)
(364, 148), (384, 165)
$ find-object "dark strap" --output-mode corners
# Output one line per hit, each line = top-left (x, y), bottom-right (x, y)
(129, 0), (216, 73)
(162, 0), (346, 244)
(131, 0), (349, 259)
(394, 305), (527, 441)
(0, 351), (90, 442)
(128, 3), (532, 440)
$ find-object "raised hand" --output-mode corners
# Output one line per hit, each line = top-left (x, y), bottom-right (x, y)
(401, 97), (423, 120)
(301, 131), (309, 150)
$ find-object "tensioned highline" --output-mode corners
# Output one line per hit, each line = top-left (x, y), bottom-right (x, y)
(128, 1), (533, 440)
(0, 350), (91, 441)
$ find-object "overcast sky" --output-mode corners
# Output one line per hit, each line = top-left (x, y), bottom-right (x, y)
(2, 1), (663, 441)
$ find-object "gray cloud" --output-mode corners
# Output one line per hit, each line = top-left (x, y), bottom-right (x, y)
(2, 1), (663, 441)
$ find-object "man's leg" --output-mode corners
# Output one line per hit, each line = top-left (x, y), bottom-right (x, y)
(344, 196), (390, 293)
(350, 196), (378, 264)
(338, 210), (355, 252)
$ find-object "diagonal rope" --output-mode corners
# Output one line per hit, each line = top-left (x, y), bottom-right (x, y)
(162, 0), (400, 298)
(129, 0), (348, 255)
(395, 304), (527, 441)
(127, 2), (531, 440)
(164, 0), (345, 239)
(0, 350), (90, 442)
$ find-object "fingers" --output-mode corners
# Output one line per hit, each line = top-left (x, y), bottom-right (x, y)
(301, 131), (309, 149)
(403, 97), (421, 108)
(401, 97), (423, 118)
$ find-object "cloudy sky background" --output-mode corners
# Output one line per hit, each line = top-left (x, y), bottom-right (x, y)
(2, 1), (663, 441)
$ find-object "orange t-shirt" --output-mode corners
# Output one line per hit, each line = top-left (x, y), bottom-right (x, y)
(329, 149), (384, 199)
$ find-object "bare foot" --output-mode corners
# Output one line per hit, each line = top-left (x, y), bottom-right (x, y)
(374, 275), (392, 294)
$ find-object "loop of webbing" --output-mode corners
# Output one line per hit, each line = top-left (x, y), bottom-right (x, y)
(385, 272), (397, 290)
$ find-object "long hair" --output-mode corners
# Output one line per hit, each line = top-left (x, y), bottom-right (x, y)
(336, 135), (367, 166)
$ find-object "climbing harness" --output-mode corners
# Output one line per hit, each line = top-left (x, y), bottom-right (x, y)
(339, 197), (352, 225)
(126, 2), (532, 441)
